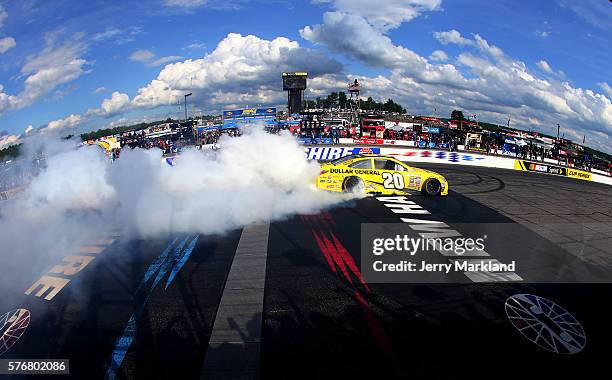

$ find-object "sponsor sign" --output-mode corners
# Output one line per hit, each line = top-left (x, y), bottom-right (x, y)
(547, 166), (566, 175)
(305, 147), (380, 161)
(419, 126), (440, 133)
(145, 124), (175, 139)
(567, 169), (592, 181)
(528, 163), (549, 173)
(384, 121), (415, 131)
(383, 140), (415, 147)
(353, 138), (384, 145)
(514, 160), (594, 179)
(352, 139), (415, 146)
(418, 141), (437, 148)
(223, 108), (276, 118)
(223, 108), (276, 129)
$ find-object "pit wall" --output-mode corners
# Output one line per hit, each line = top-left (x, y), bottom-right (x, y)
(304, 145), (612, 187)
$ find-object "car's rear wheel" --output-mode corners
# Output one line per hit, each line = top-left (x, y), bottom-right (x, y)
(344, 176), (365, 193)
(421, 178), (441, 196)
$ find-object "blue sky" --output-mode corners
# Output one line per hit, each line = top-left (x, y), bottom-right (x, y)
(0, 0), (610, 152)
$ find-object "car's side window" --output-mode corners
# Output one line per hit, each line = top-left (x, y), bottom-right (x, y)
(349, 159), (373, 169)
(394, 163), (408, 171)
(374, 159), (395, 170)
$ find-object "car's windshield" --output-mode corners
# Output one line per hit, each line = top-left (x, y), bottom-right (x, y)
(349, 158), (373, 169)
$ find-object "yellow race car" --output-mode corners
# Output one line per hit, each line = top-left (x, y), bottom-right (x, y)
(316, 154), (448, 196)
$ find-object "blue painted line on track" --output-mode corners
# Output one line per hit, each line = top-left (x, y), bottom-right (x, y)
(166, 235), (199, 289)
(105, 234), (200, 379)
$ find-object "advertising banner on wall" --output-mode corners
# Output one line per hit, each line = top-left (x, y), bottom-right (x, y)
(223, 108), (277, 129)
(514, 160), (592, 181)
(305, 146), (381, 161)
(352, 139), (415, 146)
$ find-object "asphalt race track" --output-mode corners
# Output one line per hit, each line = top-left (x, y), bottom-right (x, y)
(2, 164), (612, 379)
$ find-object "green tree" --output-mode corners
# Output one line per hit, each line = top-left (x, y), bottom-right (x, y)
(451, 110), (465, 120)
(302, 100), (316, 109)
(338, 91), (347, 109)
(315, 97), (323, 108)
(327, 92), (339, 108)
(0, 144), (21, 161)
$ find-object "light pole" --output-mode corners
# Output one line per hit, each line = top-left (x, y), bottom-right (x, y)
(184, 93), (193, 122)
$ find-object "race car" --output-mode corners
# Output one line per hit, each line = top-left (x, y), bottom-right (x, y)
(316, 154), (448, 196)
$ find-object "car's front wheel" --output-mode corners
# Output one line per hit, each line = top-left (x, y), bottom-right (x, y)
(344, 176), (365, 193)
(421, 178), (441, 196)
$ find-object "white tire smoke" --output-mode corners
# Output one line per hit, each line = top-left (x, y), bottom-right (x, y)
(0, 129), (356, 284)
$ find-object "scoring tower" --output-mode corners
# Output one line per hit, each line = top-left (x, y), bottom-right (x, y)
(282, 72), (308, 115)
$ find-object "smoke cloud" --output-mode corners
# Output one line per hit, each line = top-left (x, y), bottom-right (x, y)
(109, 129), (354, 236)
(0, 129), (354, 295)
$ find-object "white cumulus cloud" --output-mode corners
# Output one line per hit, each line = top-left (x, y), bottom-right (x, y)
(433, 29), (473, 46)
(164, 0), (207, 8)
(429, 50), (448, 62)
(598, 82), (612, 100)
(0, 5), (16, 54)
(0, 132), (19, 149)
(314, 0), (441, 30)
(0, 36), (15, 53)
(0, 5), (7, 28)
(88, 91), (130, 118)
(301, 12), (465, 86)
(92, 86), (108, 94)
(0, 33), (91, 115)
(129, 49), (183, 67)
(536, 60), (553, 74)
(129, 49), (154, 62)
(43, 114), (83, 132)
(131, 33), (342, 109)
